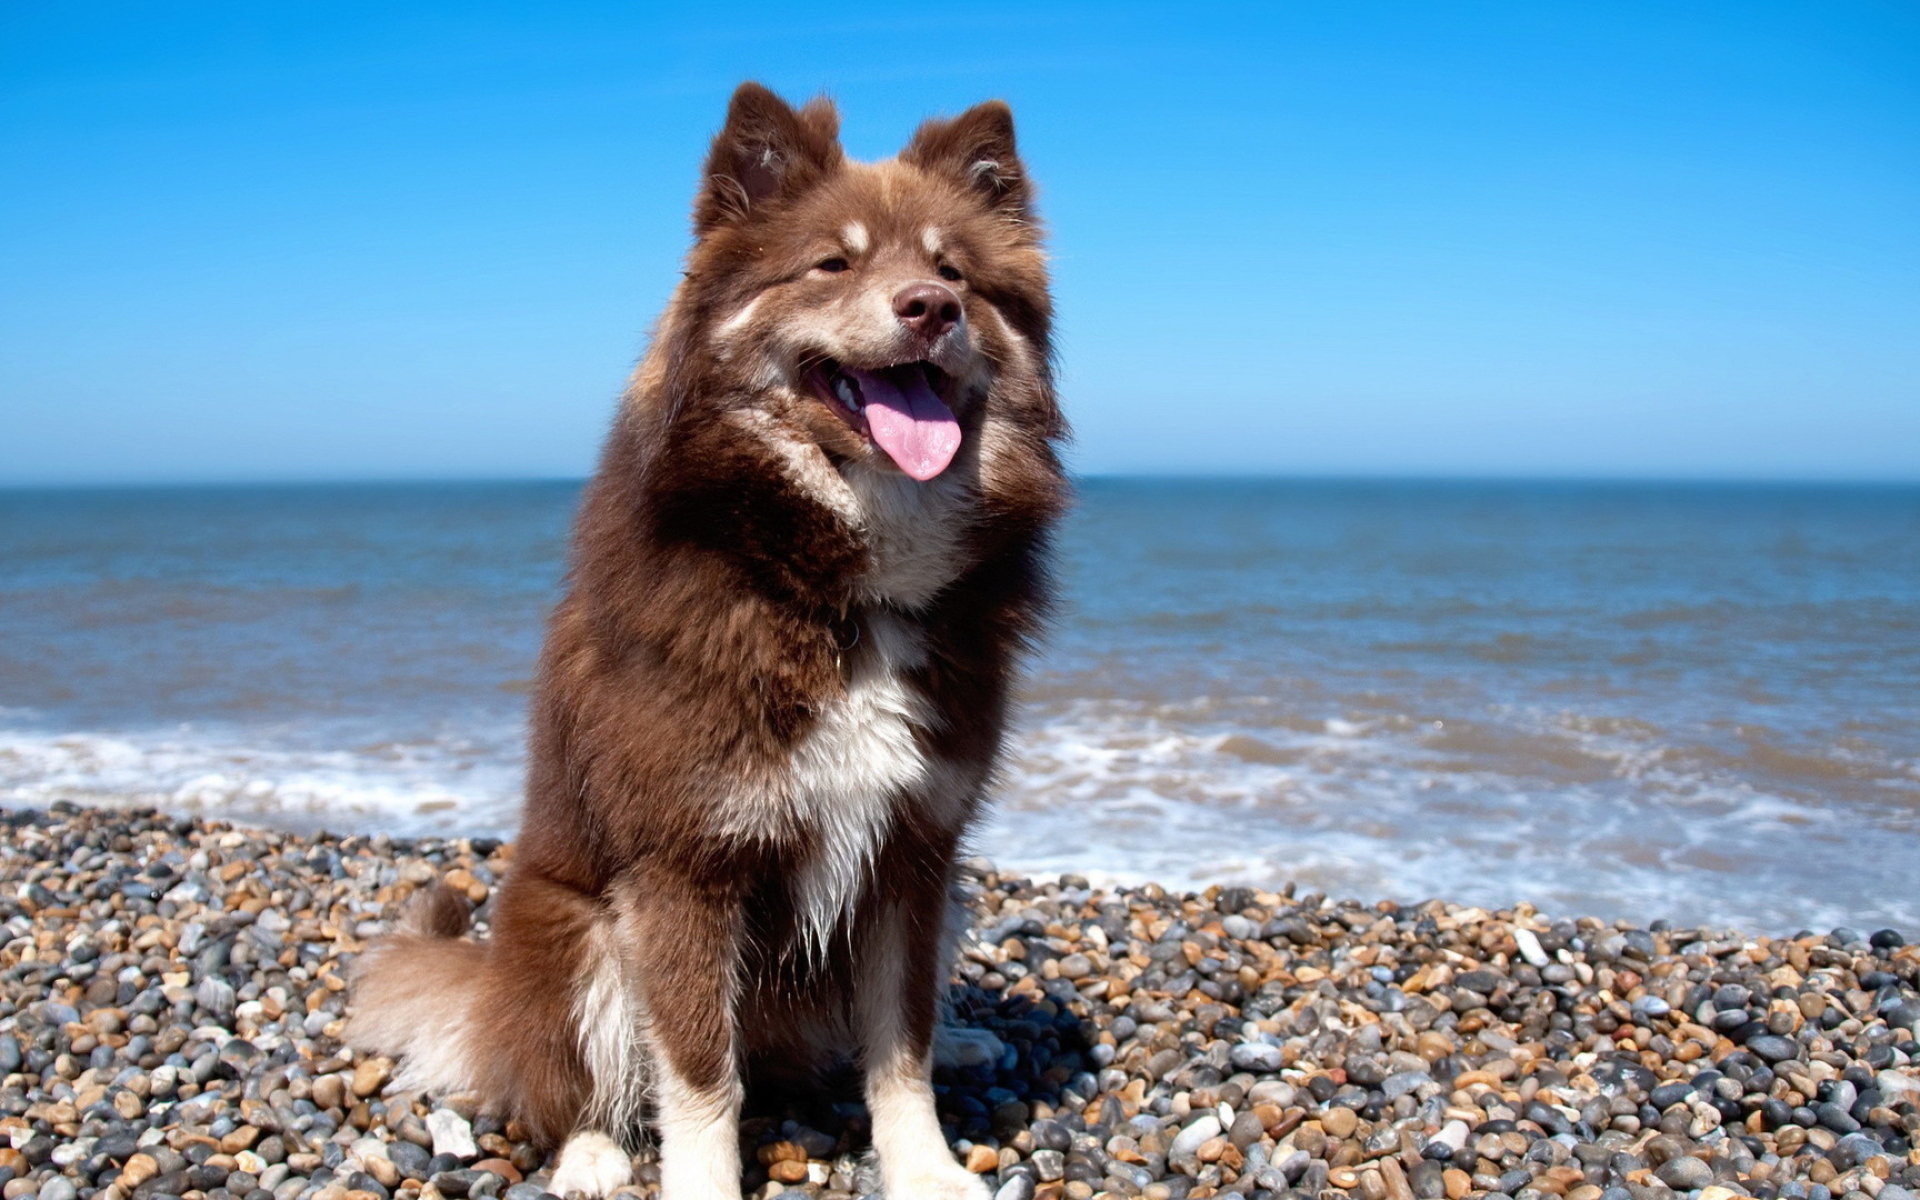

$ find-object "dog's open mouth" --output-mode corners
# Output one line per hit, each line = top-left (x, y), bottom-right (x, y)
(805, 359), (962, 481)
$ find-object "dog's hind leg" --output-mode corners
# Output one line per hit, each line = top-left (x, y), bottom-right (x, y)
(546, 914), (647, 1199)
(625, 872), (747, 1200)
(856, 893), (991, 1200)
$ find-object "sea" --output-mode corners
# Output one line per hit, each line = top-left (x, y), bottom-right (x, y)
(2, 478), (1916, 935)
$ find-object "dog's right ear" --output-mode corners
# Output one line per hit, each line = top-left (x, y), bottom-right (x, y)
(694, 82), (842, 237)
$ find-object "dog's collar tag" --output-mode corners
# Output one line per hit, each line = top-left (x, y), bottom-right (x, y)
(829, 611), (861, 683)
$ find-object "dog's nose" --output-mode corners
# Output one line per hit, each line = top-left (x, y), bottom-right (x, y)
(892, 282), (962, 340)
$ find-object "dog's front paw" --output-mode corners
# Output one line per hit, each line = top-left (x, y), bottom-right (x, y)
(884, 1162), (993, 1200)
(548, 1130), (634, 1199)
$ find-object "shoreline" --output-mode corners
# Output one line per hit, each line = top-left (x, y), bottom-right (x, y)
(2, 803), (1916, 1200)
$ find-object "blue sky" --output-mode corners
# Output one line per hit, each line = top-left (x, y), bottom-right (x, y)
(4, 2), (1917, 483)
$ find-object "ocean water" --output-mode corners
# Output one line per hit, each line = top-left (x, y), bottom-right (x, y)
(2, 478), (1916, 934)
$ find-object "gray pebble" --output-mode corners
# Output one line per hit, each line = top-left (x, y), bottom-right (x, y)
(1816, 1103), (1861, 1134)
(431, 1170), (485, 1198)
(1028, 1150), (1064, 1182)
(1228, 1041), (1282, 1072)
(1655, 1157), (1714, 1190)
(195, 976), (236, 1019)
(1382, 1068), (1433, 1099)
(1746, 1035), (1799, 1063)
(1830, 1134), (1885, 1171)
(1410, 1160), (1446, 1199)
(1168, 1113), (1221, 1167)
(385, 1143), (431, 1182)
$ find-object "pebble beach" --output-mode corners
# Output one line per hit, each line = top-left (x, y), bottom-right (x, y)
(4, 803), (1917, 1200)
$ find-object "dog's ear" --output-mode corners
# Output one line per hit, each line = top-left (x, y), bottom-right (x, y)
(900, 100), (1028, 218)
(694, 82), (842, 237)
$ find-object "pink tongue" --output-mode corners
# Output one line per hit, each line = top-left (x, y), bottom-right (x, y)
(848, 366), (962, 481)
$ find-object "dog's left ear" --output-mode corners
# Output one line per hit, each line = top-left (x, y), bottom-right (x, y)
(900, 100), (1029, 218)
(695, 82), (843, 237)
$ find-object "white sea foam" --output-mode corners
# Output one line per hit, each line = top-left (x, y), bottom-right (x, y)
(5, 695), (1915, 934)
(980, 697), (1920, 934)
(0, 722), (525, 837)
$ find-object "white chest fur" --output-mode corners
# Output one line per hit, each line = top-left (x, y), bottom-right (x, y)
(783, 611), (942, 954)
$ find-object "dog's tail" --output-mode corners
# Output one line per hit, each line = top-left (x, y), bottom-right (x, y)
(346, 882), (491, 1096)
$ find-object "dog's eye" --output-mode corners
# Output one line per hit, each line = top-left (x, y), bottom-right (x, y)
(815, 257), (850, 273)
(937, 264), (963, 282)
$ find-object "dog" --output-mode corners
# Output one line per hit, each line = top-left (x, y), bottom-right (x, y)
(347, 82), (1067, 1200)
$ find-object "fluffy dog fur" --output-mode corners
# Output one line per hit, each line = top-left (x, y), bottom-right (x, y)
(347, 83), (1067, 1200)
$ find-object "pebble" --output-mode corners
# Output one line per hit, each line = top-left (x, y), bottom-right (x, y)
(1228, 1041), (1283, 1072)
(1514, 928), (1550, 968)
(3, 803), (1918, 1200)
(352, 1057), (392, 1097)
(1748, 1033), (1801, 1063)
(1168, 1115), (1222, 1166)
(1430, 1119), (1470, 1152)
(386, 1141), (433, 1181)
(1656, 1155), (1715, 1189)
(426, 1109), (478, 1159)
(994, 1176), (1036, 1200)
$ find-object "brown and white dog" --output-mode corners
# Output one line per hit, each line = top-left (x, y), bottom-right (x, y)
(347, 83), (1066, 1200)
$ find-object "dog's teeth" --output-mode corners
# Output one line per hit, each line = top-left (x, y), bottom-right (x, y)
(833, 375), (860, 409)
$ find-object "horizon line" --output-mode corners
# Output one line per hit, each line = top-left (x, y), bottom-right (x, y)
(4, 469), (1920, 492)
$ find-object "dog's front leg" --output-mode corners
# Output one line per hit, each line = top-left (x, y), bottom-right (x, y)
(632, 878), (746, 1200)
(857, 895), (992, 1200)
